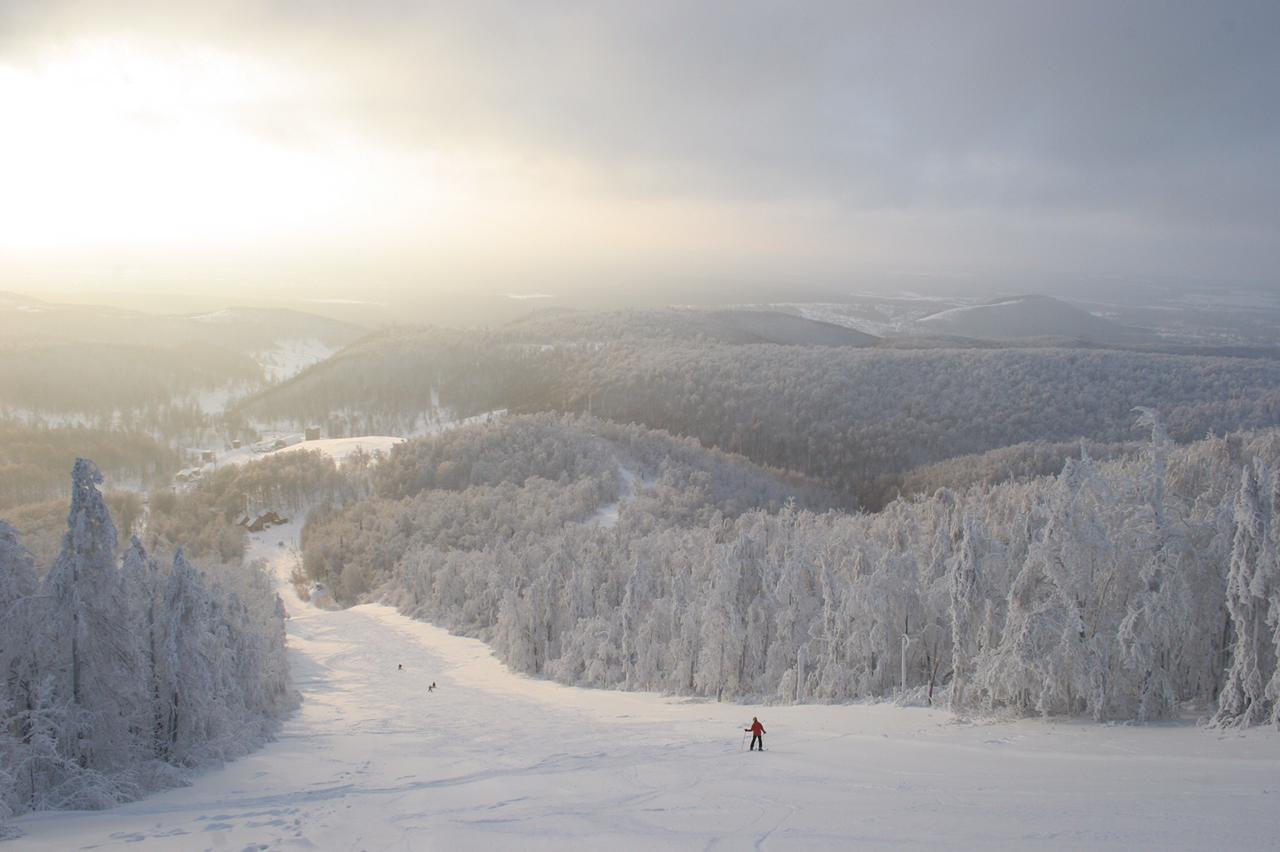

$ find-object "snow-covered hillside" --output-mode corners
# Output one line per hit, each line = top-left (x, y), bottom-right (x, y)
(267, 436), (405, 463)
(11, 524), (1280, 850)
(251, 339), (346, 383)
(913, 294), (1134, 341)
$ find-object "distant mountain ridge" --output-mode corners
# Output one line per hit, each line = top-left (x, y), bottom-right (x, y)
(0, 292), (363, 352)
(912, 294), (1138, 342)
(506, 307), (880, 346)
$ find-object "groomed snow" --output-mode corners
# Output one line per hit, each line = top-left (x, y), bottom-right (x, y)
(265, 436), (405, 464)
(252, 339), (344, 383)
(916, 298), (1028, 323)
(11, 525), (1280, 850)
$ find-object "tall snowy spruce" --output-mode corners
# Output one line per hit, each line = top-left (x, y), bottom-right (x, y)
(38, 459), (150, 800)
(948, 514), (983, 712)
(1212, 462), (1275, 727)
(121, 538), (164, 759)
(1117, 409), (1189, 723)
(0, 522), (40, 826)
(1265, 463), (1280, 728)
(157, 550), (219, 766)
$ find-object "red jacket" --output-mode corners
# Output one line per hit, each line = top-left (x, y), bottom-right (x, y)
(749, 720), (765, 735)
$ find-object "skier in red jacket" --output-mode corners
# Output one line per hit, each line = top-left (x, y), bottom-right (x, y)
(746, 717), (765, 751)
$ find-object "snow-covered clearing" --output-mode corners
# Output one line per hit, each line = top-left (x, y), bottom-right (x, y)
(916, 298), (1027, 323)
(590, 466), (642, 529)
(253, 340), (343, 383)
(11, 526), (1280, 850)
(410, 408), (507, 439)
(266, 436), (404, 464)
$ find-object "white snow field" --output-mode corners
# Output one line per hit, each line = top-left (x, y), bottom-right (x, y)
(265, 436), (405, 464)
(10, 527), (1280, 851)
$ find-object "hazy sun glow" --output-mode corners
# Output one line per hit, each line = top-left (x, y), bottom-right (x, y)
(7, 3), (1268, 299)
(0, 38), (454, 260)
(0, 34), (864, 292)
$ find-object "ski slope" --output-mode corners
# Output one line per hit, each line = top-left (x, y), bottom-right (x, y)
(10, 526), (1280, 850)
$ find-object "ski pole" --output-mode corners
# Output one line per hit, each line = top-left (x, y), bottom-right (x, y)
(740, 730), (747, 751)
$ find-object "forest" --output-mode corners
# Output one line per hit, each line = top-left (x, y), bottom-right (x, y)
(238, 324), (1280, 508)
(0, 422), (181, 513)
(302, 412), (1280, 726)
(0, 461), (294, 823)
(6, 301), (1280, 835)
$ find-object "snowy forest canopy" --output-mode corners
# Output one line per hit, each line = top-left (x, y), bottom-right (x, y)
(0, 460), (293, 825)
(5, 302), (1280, 832)
(301, 413), (1280, 728)
(238, 329), (1280, 508)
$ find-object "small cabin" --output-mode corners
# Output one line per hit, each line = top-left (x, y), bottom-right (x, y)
(305, 426), (322, 441)
(200, 450), (217, 464)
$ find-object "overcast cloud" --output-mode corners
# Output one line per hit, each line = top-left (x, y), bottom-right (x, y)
(1, 0), (1276, 296)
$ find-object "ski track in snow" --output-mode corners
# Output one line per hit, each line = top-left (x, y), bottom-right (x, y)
(590, 466), (643, 529)
(10, 524), (1280, 851)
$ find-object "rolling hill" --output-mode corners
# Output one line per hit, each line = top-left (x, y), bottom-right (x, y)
(912, 294), (1138, 341)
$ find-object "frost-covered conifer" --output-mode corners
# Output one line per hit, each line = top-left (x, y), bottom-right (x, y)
(0, 523), (39, 826)
(1259, 465), (1280, 727)
(0, 521), (37, 609)
(949, 515), (982, 711)
(1, 461), (292, 821)
(156, 550), (219, 765)
(40, 459), (150, 777)
(1213, 463), (1272, 727)
(121, 538), (165, 757)
(1117, 409), (1187, 721)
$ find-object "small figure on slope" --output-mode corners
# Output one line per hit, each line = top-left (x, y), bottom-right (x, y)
(746, 717), (766, 751)
(428, 681), (436, 692)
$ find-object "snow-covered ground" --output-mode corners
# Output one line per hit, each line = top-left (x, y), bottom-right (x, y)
(590, 466), (641, 529)
(252, 339), (344, 383)
(410, 407), (507, 439)
(266, 436), (405, 464)
(11, 526), (1280, 850)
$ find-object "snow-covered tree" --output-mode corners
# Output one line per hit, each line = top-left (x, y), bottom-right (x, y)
(949, 515), (983, 711)
(155, 549), (219, 765)
(0, 460), (293, 824)
(1117, 410), (1191, 722)
(121, 538), (164, 758)
(39, 459), (150, 778)
(1212, 463), (1272, 726)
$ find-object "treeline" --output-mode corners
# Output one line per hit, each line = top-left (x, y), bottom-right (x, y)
(235, 326), (1280, 509)
(0, 461), (293, 826)
(302, 414), (832, 604)
(307, 411), (1280, 726)
(887, 439), (1139, 501)
(551, 344), (1280, 508)
(0, 422), (181, 512)
(4, 492), (144, 572)
(0, 342), (261, 414)
(147, 450), (371, 566)
(502, 307), (880, 346)
(236, 327), (541, 433)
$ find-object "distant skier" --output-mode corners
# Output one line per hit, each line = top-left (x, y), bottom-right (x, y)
(428, 681), (436, 692)
(398, 664), (403, 671)
(746, 717), (765, 751)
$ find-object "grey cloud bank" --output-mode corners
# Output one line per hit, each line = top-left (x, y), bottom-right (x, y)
(3, 0), (1277, 294)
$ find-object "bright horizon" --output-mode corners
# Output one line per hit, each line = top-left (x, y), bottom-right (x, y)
(1, 1), (1277, 300)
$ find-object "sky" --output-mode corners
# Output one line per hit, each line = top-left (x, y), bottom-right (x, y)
(1, 0), (1277, 305)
